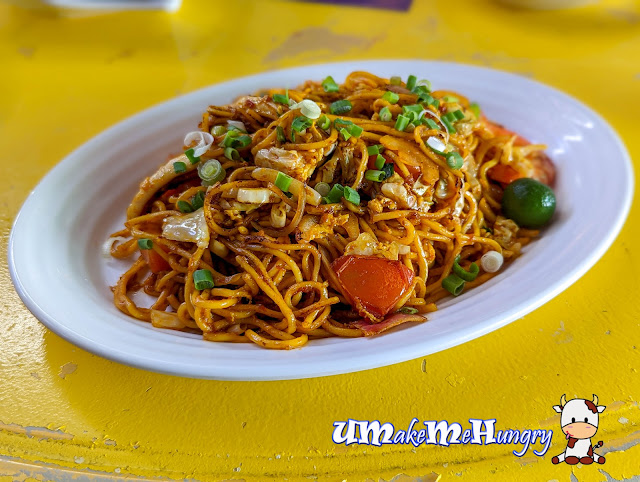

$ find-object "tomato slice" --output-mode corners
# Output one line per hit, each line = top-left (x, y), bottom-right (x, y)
(332, 255), (414, 322)
(487, 163), (522, 186)
(141, 246), (171, 273)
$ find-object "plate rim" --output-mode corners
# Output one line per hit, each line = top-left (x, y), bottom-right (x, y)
(8, 59), (635, 380)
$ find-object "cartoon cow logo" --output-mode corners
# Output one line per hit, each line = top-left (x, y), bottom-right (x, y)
(552, 394), (606, 465)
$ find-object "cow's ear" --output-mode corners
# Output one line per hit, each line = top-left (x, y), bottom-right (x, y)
(597, 405), (606, 413)
(553, 405), (562, 413)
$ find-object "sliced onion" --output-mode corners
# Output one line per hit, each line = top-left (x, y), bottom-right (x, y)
(289, 99), (321, 119)
(481, 251), (504, 273)
(102, 236), (128, 258)
(184, 131), (214, 157)
(251, 167), (322, 206)
(237, 188), (278, 204)
(426, 136), (446, 153)
(227, 120), (247, 132)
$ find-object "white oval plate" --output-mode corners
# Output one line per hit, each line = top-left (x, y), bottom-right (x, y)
(9, 61), (633, 380)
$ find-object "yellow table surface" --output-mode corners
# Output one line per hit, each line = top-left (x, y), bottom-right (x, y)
(1, 0), (639, 480)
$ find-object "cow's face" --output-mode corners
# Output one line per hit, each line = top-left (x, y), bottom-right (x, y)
(553, 395), (605, 440)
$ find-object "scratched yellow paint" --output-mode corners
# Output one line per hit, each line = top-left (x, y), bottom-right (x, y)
(1, 0), (639, 480)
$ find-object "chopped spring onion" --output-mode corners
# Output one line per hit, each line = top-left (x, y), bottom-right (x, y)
(190, 191), (205, 211)
(227, 121), (247, 133)
(211, 125), (227, 136)
(318, 115), (331, 130)
(397, 306), (419, 314)
(193, 269), (214, 290)
(324, 184), (345, 204)
(441, 95), (459, 103)
(406, 122), (416, 131)
(273, 91), (289, 105)
(416, 79), (432, 91)
(343, 186), (360, 204)
(374, 154), (385, 170)
(470, 102), (481, 118)
(453, 256), (479, 281)
(292, 99), (322, 119)
(322, 76), (340, 93)
(424, 118), (439, 130)
(403, 104), (424, 116)
(379, 106), (392, 122)
(275, 171), (293, 192)
(330, 99), (352, 115)
(314, 182), (331, 196)
(340, 128), (352, 141)
(177, 200), (193, 213)
(446, 151), (464, 169)
(333, 118), (353, 128)
(390, 76), (402, 85)
(184, 131), (214, 157)
(138, 238), (153, 250)
(367, 144), (384, 156)
(349, 124), (363, 138)
(173, 161), (187, 174)
(276, 125), (287, 143)
(452, 109), (465, 121)
(481, 251), (503, 273)
(442, 274), (465, 296)
(291, 116), (313, 134)
(224, 147), (239, 160)
(406, 74), (417, 91)
(418, 91), (436, 105)
(394, 114), (410, 132)
(198, 159), (225, 184)
(426, 136), (447, 155)
(442, 117), (456, 134)
(220, 130), (240, 147)
(382, 91), (400, 104)
(184, 148), (200, 165)
(234, 135), (252, 148)
(365, 169), (386, 182)
(381, 163), (394, 180)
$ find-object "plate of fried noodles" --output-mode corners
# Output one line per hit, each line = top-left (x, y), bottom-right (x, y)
(9, 61), (633, 380)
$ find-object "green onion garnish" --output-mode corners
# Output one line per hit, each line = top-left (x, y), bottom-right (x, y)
(291, 116), (313, 133)
(191, 190), (206, 211)
(324, 184), (345, 204)
(379, 106), (392, 122)
(318, 115), (331, 130)
(381, 163), (394, 179)
(193, 269), (214, 290)
(442, 95), (459, 103)
(424, 118), (439, 130)
(470, 102), (481, 118)
(416, 79), (432, 92)
(173, 161), (187, 174)
(442, 117), (456, 134)
(452, 109), (465, 121)
(390, 76), (402, 85)
(367, 144), (383, 156)
(185, 148), (200, 165)
(275, 171), (293, 192)
(224, 147), (239, 160)
(220, 130), (240, 147)
(273, 91), (289, 105)
(210, 125), (227, 136)
(394, 114), (410, 132)
(452, 256), (479, 282)
(365, 169), (386, 182)
(403, 104), (424, 116)
(330, 99), (352, 115)
(334, 118), (353, 128)
(314, 182), (331, 196)
(442, 274), (465, 296)
(138, 238), (153, 250)
(374, 154), (385, 170)
(340, 128), (352, 141)
(177, 200), (193, 213)
(418, 92), (436, 105)
(349, 124), (363, 138)
(397, 306), (419, 314)
(322, 76), (340, 93)
(198, 159), (225, 185)
(234, 135), (252, 148)
(446, 151), (464, 169)
(406, 74), (417, 91)
(276, 125), (287, 143)
(343, 186), (360, 205)
(382, 91), (399, 104)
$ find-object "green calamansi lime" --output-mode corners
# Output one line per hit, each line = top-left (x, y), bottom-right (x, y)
(501, 178), (556, 228)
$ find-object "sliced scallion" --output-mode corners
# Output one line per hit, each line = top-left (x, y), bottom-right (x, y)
(442, 274), (465, 296)
(210, 125), (227, 136)
(394, 114), (410, 132)
(322, 76), (340, 93)
(367, 144), (383, 156)
(446, 151), (464, 169)
(343, 186), (360, 205)
(390, 76), (402, 85)
(273, 91), (289, 105)
(397, 306), (419, 314)
(453, 256), (479, 282)
(374, 154), (385, 170)
(184, 148), (200, 165)
(470, 102), (481, 118)
(138, 238), (153, 250)
(198, 159), (225, 184)
(276, 125), (287, 143)
(442, 117), (456, 134)
(324, 184), (345, 204)
(365, 169), (386, 182)
(442, 95), (459, 103)
(330, 99), (352, 115)
(177, 200), (193, 213)
(318, 115), (331, 130)
(191, 190), (206, 211)
(314, 182), (331, 196)
(173, 161), (187, 174)
(406, 74), (417, 91)
(275, 171), (293, 192)
(382, 91), (399, 104)
(224, 147), (239, 160)
(340, 128), (352, 141)
(424, 118), (439, 130)
(193, 269), (214, 290)
(379, 106), (392, 122)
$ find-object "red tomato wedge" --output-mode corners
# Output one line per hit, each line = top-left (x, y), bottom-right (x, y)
(141, 247), (170, 273)
(487, 163), (522, 186)
(332, 255), (414, 322)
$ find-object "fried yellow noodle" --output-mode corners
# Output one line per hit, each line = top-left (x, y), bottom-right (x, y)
(109, 71), (555, 349)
